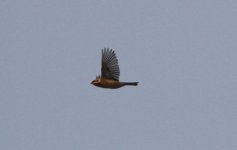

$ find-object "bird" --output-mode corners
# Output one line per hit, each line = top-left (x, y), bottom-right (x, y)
(91, 48), (138, 89)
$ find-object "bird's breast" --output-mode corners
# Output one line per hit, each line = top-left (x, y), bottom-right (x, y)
(98, 78), (122, 89)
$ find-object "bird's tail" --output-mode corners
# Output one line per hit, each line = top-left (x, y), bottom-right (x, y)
(122, 82), (138, 86)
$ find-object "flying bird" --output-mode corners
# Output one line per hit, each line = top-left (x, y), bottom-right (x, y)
(91, 48), (138, 89)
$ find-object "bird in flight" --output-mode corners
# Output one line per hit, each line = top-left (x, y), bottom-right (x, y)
(91, 48), (138, 89)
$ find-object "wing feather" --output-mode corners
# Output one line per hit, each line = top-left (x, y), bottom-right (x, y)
(101, 48), (120, 81)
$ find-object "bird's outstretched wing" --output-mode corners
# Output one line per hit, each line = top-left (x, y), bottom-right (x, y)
(101, 48), (120, 81)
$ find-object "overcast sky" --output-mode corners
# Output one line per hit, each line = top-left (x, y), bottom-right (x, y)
(1, 0), (237, 150)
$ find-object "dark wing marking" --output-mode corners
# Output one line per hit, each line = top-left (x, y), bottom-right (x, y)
(101, 48), (120, 81)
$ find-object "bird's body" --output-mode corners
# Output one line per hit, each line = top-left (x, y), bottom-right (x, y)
(91, 48), (138, 89)
(92, 77), (138, 89)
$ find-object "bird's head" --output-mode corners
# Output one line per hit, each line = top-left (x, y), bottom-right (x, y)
(91, 75), (101, 86)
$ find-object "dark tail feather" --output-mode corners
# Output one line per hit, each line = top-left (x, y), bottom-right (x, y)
(123, 82), (138, 86)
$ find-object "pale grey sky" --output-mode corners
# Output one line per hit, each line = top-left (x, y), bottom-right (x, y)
(1, 0), (237, 150)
